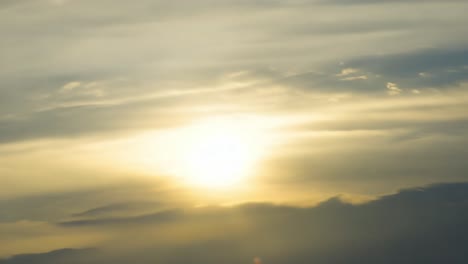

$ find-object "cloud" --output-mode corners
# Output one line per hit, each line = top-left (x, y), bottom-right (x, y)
(2, 183), (468, 264)
(60, 82), (81, 92)
(0, 0), (467, 148)
(59, 209), (183, 227)
(0, 248), (96, 264)
(257, 89), (468, 189)
(386, 82), (402, 95)
(1, 3), (468, 263)
(344, 48), (468, 89)
(337, 68), (359, 77)
(0, 96), (188, 144)
(0, 180), (181, 223)
(71, 201), (161, 218)
(239, 49), (467, 95)
(341, 75), (368, 81)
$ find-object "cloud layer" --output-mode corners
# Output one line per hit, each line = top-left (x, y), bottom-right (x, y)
(1, 182), (468, 263)
(1, 1), (468, 262)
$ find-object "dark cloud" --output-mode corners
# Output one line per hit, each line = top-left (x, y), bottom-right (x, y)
(0, 248), (97, 264)
(71, 201), (161, 218)
(0, 181), (179, 223)
(2, 182), (468, 264)
(344, 48), (468, 89)
(59, 209), (182, 227)
(272, 48), (468, 94)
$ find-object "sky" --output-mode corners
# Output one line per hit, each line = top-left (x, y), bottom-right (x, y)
(1, 0), (468, 263)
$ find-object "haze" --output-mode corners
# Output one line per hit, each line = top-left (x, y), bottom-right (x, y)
(1, 0), (468, 263)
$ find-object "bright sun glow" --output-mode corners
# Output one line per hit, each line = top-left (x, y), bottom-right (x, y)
(117, 115), (281, 190)
(171, 118), (264, 188)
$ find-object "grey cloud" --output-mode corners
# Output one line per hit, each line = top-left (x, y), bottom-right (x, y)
(0, 248), (97, 264)
(278, 70), (380, 92)
(2, 183), (468, 264)
(1, 0), (467, 136)
(261, 99), (468, 188)
(266, 135), (468, 189)
(1, 1), (468, 262)
(0, 181), (179, 223)
(297, 114), (468, 140)
(0, 94), (192, 144)
(344, 48), (468, 89)
(270, 48), (468, 93)
(71, 201), (161, 218)
(261, 14), (463, 39)
(59, 209), (182, 227)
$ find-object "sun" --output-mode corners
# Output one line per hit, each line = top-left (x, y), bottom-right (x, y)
(181, 129), (251, 188)
(119, 115), (275, 190)
(169, 117), (265, 189)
